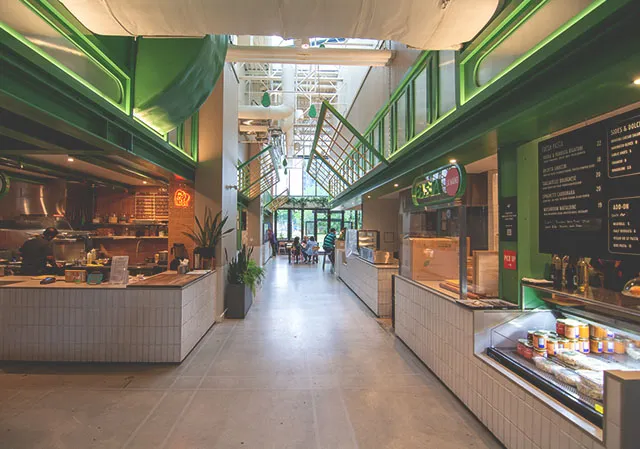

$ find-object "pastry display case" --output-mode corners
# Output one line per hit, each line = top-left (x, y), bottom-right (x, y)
(486, 283), (640, 427)
(356, 230), (379, 251)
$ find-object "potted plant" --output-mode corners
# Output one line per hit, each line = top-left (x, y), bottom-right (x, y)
(183, 207), (233, 269)
(225, 245), (266, 318)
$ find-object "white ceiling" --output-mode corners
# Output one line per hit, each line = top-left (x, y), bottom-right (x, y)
(60, 0), (500, 50)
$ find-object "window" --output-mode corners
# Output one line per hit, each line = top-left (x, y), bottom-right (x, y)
(290, 209), (302, 239)
(276, 210), (289, 240)
(395, 91), (408, 152)
(289, 168), (303, 196)
(438, 50), (456, 116)
(413, 65), (429, 134)
(303, 171), (316, 196)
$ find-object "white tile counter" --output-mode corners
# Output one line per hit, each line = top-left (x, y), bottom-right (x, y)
(394, 275), (639, 449)
(0, 271), (216, 363)
(336, 250), (398, 317)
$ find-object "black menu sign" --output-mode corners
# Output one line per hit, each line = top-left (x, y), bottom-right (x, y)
(539, 108), (640, 259)
(500, 197), (518, 242)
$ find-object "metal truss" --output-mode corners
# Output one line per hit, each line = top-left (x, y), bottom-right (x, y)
(237, 145), (280, 200)
(306, 101), (387, 198)
(264, 189), (289, 213)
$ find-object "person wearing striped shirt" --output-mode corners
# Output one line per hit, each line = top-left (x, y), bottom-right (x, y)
(323, 228), (337, 264)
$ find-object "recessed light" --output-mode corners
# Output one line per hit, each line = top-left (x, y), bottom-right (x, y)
(449, 159), (457, 164)
(394, 183), (399, 187)
(67, 157), (74, 162)
(367, 195), (371, 199)
(142, 181), (148, 184)
(634, 78), (640, 86)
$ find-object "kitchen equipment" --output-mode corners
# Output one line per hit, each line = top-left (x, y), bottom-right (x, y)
(157, 250), (169, 264)
(171, 243), (188, 259)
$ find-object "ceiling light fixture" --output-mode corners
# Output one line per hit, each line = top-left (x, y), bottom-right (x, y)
(634, 78), (640, 86)
(394, 183), (399, 187)
(367, 195), (371, 199)
(301, 38), (311, 49)
(143, 181), (148, 184)
(449, 158), (457, 164)
(67, 157), (74, 162)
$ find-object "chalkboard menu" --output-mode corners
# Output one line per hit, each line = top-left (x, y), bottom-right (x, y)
(539, 108), (639, 259)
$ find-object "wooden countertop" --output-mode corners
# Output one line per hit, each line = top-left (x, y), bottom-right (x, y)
(127, 270), (214, 289)
(0, 270), (214, 290)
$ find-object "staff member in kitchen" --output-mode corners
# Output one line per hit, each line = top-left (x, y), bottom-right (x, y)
(19, 227), (59, 276)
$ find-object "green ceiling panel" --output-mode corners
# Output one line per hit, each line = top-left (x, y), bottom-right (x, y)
(134, 35), (227, 135)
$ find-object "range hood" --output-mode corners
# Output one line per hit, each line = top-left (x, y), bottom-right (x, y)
(60, 0), (499, 50)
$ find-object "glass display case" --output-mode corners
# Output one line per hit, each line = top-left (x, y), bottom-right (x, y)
(356, 230), (379, 251)
(486, 283), (640, 427)
(400, 204), (499, 300)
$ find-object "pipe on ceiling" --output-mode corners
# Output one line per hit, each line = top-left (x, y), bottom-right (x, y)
(238, 104), (294, 120)
(227, 46), (394, 66)
(59, 0), (500, 50)
(239, 124), (270, 133)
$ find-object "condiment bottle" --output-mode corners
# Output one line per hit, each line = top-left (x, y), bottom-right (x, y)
(577, 258), (589, 293)
(565, 257), (577, 291)
(552, 254), (563, 290)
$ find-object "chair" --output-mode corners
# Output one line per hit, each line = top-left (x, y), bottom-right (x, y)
(278, 241), (287, 255)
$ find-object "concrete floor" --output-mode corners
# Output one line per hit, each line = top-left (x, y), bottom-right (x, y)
(0, 257), (503, 449)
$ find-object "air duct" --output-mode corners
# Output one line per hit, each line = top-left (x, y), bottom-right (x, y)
(238, 104), (294, 121)
(59, 0), (500, 50)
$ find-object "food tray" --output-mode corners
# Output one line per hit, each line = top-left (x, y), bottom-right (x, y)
(487, 347), (603, 427)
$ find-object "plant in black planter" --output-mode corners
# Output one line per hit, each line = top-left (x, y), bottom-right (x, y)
(183, 207), (233, 269)
(225, 245), (266, 319)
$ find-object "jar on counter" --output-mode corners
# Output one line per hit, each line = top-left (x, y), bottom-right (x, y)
(534, 348), (547, 358)
(564, 321), (580, 340)
(578, 339), (590, 354)
(614, 337), (628, 355)
(533, 332), (547, 350)
(547, 338), (561, 356)
(590, 338), (604, 354)
(604, 339), (615, 354)
(527, 330), (536, 344)
(578, 323), (589, 339)
(564, 339), (578, 351)
(556, 319), (567, 336)
(517, 339), (534, 360)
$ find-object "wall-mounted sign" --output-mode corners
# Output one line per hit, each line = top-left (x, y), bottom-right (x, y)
(503, 250), (517, 270)
(538, 107), (639, 259)
(500, 196), (518, 242)
(0, 172), (9, 198)
(174, 188), (192, 208)
(411, 163), (466, 206)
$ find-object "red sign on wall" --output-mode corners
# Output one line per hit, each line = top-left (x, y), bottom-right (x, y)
(503, 250), (517, 270)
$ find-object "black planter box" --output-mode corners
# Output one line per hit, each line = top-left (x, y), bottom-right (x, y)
(225, 283), (253, 319)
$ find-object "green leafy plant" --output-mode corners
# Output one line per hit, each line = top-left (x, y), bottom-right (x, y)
(226, 245), (266, 295)
(183, 207), (233, 257)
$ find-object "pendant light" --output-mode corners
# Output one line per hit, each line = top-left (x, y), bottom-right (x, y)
(309, 104), (317, 118)
(261, 91), (271, 107)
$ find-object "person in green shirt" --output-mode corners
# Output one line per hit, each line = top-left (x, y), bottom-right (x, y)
(322, 228), (337, 265)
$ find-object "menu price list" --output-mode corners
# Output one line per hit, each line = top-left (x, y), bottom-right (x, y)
(539, 126), (605, 247)
(608, 115), (640, 178)
(609, 197), (640, 256)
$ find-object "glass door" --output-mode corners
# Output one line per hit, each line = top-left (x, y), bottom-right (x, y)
(276, 209), (289, 241)
(290, 209), (302, 239)
(304, 209), (316, 238)
(316, 210), (328, 245)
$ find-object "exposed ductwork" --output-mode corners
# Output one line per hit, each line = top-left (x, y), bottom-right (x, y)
(227, 46), (394, 66)
(59, 0), (500, 50)
(238, 124), (270, 134)
(238, 104), (294, 121)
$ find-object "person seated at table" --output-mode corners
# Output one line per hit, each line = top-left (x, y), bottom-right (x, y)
(305, 236), (319, 263)
(323, 228), (337, 265)
(301, 236), (310, 263)
(290, 236), (302, 264)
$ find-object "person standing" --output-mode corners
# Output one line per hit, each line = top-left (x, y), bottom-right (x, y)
(19, 227), (59, 276)
(323, 228), (337, 265)
(267, 228), (277, 257)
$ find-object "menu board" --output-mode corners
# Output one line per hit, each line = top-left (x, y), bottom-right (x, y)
(539, 108), (640, 259)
